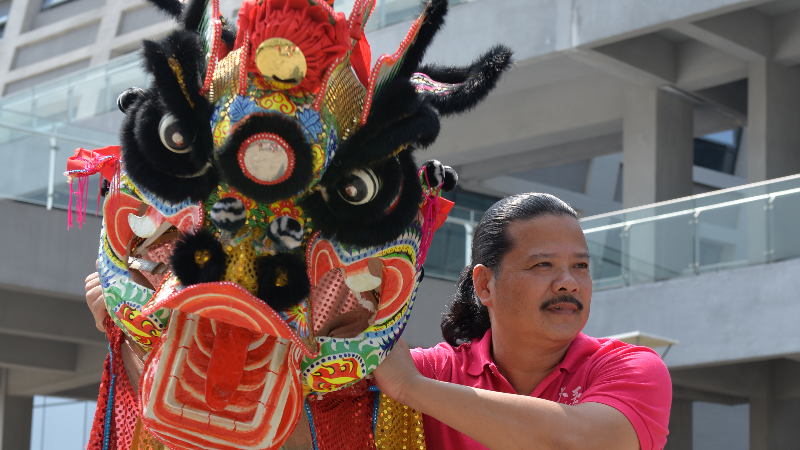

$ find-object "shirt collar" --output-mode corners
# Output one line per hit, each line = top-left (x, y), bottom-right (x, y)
(464, 330), (596, 377)
(466, 328), (495, 376)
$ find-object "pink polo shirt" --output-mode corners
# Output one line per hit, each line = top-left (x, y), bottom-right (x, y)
(411, 330), (671, 450)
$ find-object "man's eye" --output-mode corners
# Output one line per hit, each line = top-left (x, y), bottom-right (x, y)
(534, 262), (551, 267)
(575, 263), (589, 269)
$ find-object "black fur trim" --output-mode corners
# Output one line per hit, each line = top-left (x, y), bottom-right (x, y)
(146, 0), (185, 19)
(221, 16), (238, 51)
(324, 93), (440, 181)
(182, 0), (206, 31)
(117, 88), (145, 113)
(300, 150), (423, 247)
(442, 165), (458, 192)
(256, 253), (310, 311)
(396, 0), (448, 78)
(324, 156), (403, 223)
(120, 31), (218, 203)
(171, 230), (226, 286)
(216, 113), (314, 204)
(417, 45), (513, 116)
(142, 31), (207, 112)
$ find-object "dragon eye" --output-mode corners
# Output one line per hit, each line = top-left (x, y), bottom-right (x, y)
(339, 169), (380, 205)
(158, 114), (192, 154)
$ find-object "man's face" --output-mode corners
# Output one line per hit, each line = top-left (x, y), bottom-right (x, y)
(481, 214), (592, 346)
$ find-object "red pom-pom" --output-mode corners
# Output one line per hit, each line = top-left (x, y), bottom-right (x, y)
(236, 0), (351, 94)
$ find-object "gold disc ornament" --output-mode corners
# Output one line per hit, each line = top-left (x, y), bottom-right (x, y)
(255, 38), (307, 88)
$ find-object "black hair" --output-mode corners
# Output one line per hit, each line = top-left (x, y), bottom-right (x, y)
(440, 193), (578, 346)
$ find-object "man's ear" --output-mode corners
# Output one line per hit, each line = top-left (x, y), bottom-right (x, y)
(472, 264), (494, 307)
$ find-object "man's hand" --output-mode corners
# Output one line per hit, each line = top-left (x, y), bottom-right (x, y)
(85, 271), (107, 332)
(372, 338), (423, 405)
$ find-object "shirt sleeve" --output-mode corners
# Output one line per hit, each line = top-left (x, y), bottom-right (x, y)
(578, 344), (672, 450)
(411, 344), (454, 381)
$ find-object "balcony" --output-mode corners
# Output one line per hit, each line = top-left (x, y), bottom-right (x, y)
(422, 174), (800, 289)
(581, 174), (800, 290)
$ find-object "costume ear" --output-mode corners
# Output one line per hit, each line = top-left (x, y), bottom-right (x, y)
(325, 89), (440, 180)
(141, 31), (205, 112)
(120, 30), (218, 203)
(394, 0), (448, 78)
(146, 0), (185, 19)
(413, 45), (513, 116)
(181, 0), (208, 31)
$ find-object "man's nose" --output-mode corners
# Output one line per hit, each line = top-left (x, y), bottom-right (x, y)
(552, 267), (579, 293)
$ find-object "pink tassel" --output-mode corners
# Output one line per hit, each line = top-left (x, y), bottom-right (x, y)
(416, 167), (442, 269)
(68, 174), (89, 229)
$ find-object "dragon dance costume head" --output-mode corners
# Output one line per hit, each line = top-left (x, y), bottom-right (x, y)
(66, 0), (511, 448)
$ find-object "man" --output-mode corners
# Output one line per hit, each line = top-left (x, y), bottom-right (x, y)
(372, 193), (671, 450)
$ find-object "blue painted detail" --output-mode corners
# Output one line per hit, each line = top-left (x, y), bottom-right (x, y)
(135, 183), (194, 216)
(324, 129), (337, 171)
(298, 107), (323, 141)
(229, 95), (258, 123)
(371, 385), (381, 435)
(305, 400), (319, 450)
(102, 345), (115, 450)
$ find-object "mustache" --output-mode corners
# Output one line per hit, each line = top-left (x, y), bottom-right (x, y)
(540, 295), (584, 311)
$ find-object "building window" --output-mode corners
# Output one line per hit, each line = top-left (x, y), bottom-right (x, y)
(694, 128), (741, 175)
(41, 0), (74, 11)
(0, 1), (10, 40)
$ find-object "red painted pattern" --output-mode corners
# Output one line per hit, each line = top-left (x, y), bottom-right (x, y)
(142, 281), (319, 358)
(103, 191), (141, 260)
(309, 239), (415, 326)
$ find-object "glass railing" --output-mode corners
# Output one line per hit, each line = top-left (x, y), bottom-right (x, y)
(0, 109), (117, 212)
(424, 174), (800, 287)
(335, 0), (468, 30)
(581, 174), (800, 290)
(0, 53), (146, 123)
(0, 0), (473, 120)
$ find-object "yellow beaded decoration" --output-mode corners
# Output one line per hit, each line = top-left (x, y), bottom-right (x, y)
(223, 235), (259, 295)
(373, 393), (426, 450)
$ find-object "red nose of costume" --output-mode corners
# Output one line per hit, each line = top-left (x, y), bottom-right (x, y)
(206, 323), (255, 411)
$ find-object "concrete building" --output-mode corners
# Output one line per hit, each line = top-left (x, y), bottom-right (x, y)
(2, 0), (800, 448)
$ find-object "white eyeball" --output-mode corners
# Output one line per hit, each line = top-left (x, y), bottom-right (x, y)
(338, 169), (380, 205)
(158, 114), (192, 154)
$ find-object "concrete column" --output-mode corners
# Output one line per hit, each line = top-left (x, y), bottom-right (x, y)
(747, 60), (800, 182)
(0, 0), (38, 94)
(623, 86), (694, 208)
(664, 398), (692, 450)
(750, 396), (769, 450)
(0, 369), (33, 450)
(751, 395), (800, 450)
(90, 0), (125, 65)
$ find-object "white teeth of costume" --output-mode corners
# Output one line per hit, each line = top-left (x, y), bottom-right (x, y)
(210, 198), (247, 233)
(128, 212), (159, 238)
(267, 216), (303, 251)
(344, 257), (384, 292)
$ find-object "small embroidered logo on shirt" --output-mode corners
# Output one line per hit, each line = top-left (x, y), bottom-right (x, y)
(558, 387), (569, 403)
(569, 387), (582, 405)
